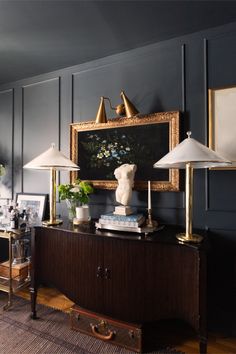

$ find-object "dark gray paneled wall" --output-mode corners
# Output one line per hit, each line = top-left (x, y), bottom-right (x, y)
(0, 22), (236, 226)
(0, 22), (236, 225)
(0, 21), (236, 331)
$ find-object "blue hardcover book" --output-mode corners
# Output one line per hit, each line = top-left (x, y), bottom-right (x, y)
(100, 213), (143, 222)
(98, 216), (145, 227)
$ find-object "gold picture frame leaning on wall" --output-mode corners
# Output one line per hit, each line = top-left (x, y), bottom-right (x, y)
(209, 86), (236, 169)
(70, 111), (180, 191)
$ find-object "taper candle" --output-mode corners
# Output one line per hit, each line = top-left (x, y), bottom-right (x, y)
(148, 180), (151, 210)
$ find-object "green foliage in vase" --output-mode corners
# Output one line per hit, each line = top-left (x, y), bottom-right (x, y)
(58, 179), (94, 205)
(0, 164), (6, 176)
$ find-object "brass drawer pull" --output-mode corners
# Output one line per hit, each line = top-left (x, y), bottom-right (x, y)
(96, 266), (103, 278)
(90, 323), (114, 341)
(104, 268), (111, 279)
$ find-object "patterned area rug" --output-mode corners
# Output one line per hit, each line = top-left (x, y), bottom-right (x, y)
(0, 294), (185, 354)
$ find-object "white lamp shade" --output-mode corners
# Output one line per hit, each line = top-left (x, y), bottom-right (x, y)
(23, 144), (80, 171)
(154, 132), (231, 169)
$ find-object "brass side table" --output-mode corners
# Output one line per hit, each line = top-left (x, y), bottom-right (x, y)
(0, 230), (30, 310)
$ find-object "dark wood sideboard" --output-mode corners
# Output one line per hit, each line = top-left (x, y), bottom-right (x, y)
(30, 222), (207, 353)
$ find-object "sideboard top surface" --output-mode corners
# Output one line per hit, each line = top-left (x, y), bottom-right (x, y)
(34, 220), (207, 250)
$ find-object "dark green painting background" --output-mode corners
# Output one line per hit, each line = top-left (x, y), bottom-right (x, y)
(78, 123), (169, 181)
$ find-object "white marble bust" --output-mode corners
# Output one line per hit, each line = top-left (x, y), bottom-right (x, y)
(114, 164), (137, 206)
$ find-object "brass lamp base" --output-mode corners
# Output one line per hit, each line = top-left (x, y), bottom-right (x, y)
(176, 233), (203, 243)
(42, 219), (63, 226)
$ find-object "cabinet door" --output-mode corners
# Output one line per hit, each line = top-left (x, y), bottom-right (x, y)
(103, 237), (146, 322)
(36, 228), (104, 313)
(144, 242), (200, 328)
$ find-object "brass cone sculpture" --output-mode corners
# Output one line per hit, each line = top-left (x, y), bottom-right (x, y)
(95, 91), (139, 122)
(120, 91), (139, 118)
(95, 97), (107, 123)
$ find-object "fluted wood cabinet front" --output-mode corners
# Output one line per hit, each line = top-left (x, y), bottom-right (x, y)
(32, 227), (104, 314)
(30, 223), (207, 353)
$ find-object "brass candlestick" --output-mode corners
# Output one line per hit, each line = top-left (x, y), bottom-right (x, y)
(146, 208), (158, 229)
(146, 208), (154, 228)
(146, 180), (158, 230)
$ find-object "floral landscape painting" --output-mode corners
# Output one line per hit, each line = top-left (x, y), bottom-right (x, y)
(78, 123), (169, 181)
(71, 112), (180, 191)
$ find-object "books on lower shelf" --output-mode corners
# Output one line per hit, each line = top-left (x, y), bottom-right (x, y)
(0, 260), (30, 280)
(99, 213), (145, 228)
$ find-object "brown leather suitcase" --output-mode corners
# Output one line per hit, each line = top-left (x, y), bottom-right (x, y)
(70, 305), (142, 352)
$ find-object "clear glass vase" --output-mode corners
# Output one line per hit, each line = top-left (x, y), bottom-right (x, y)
(65, 199), (80, 221)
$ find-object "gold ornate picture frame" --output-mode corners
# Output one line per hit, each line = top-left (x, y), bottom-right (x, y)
(209, 86), (236, 169)
(70, 111), (180, 191)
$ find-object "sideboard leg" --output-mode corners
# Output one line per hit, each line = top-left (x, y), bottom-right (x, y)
(199, 336), (207, 354)
(30, 286), (38, 319)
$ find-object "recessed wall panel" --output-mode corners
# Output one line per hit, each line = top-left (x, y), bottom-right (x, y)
(208, 31), (236, 88)
(23, 78), (60, 193)
(208, 33), (236, 212)
(0, 89), (13, 199)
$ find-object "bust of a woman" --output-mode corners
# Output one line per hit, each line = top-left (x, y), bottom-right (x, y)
(114, 164), (137, 206)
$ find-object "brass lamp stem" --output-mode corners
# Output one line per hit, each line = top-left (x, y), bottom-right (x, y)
(50, 167), (56, 224)
(176, 162), (203, 243)
(186, 162), (193, 238)
(42, 167), (62, 226)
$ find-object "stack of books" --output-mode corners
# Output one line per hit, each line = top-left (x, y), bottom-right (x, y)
(98, 213), (145, 229)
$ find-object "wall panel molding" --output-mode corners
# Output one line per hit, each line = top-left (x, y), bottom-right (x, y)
(0, 88), (14, 199)
(21, 86), (24, 192)
(181, 44), (186, 113)
(203, 38), (210, 212)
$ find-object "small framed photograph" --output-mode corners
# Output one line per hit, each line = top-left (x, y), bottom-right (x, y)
(16, 193), (47, 221)
(209, 86), (236, 168)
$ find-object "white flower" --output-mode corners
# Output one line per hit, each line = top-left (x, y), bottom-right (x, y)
(70, 186), (81, 193)
(0, 164), (5, 177)
(97, 153), (103, 159)
(104, 150), (110, 157)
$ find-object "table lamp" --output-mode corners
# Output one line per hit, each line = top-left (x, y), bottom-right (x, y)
(24, 143), (80, 225)
(154, 132), (231, 243)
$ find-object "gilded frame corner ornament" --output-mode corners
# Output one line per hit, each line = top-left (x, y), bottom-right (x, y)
(208, 86), (236, 170)
(70, 111), (180, 191)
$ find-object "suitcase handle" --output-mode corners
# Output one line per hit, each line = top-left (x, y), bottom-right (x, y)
(90, 323), (114, 341)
